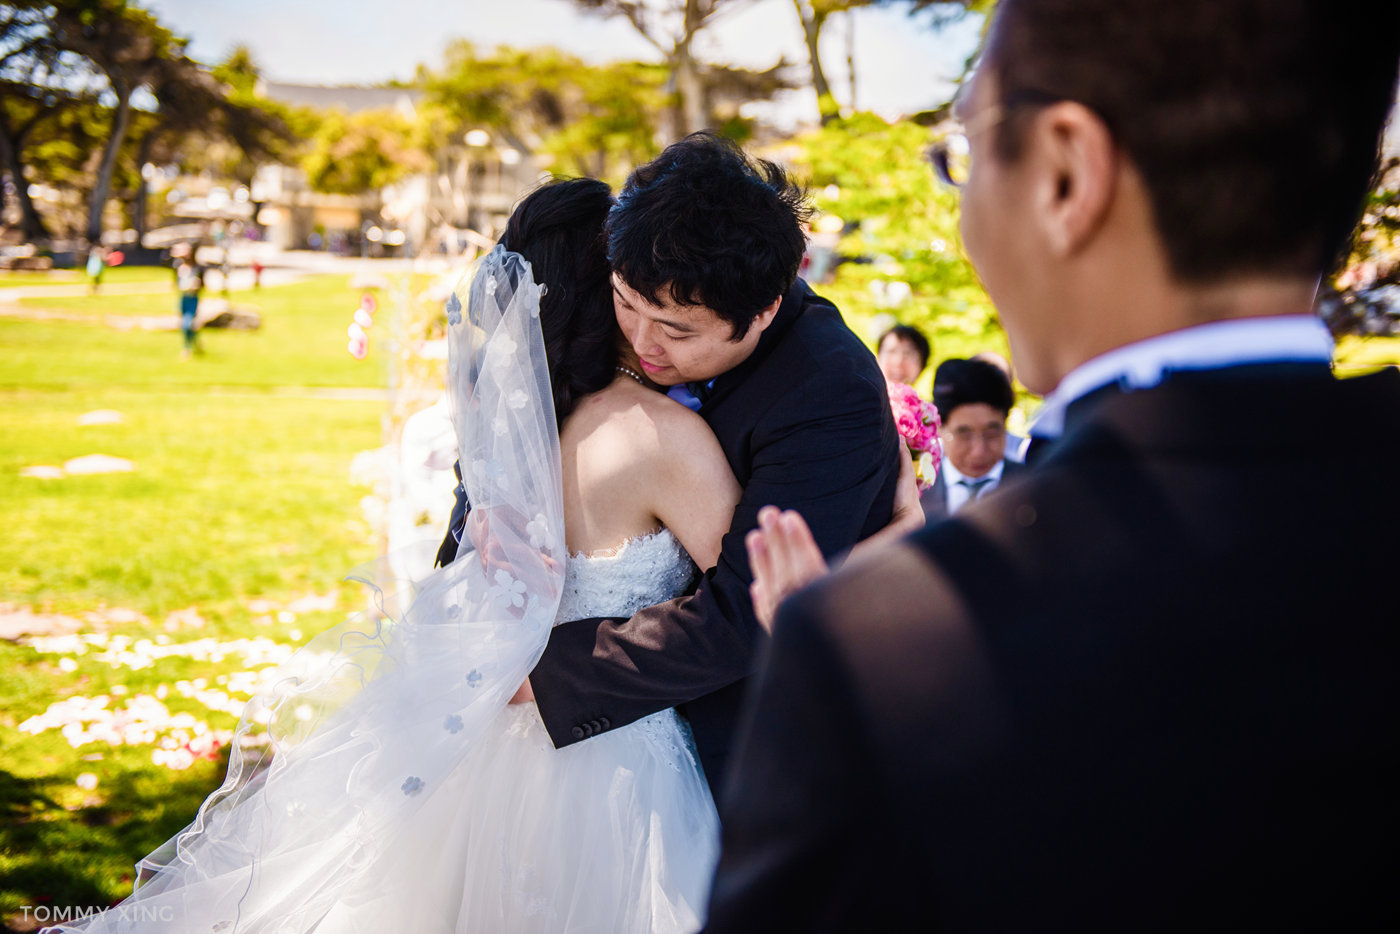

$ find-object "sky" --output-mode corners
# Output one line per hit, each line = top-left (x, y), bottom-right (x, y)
(141, 0), (986, 127)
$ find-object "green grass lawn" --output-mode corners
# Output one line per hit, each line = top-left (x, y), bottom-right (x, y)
(0, 271), (392, 925)
(0, 265), (177, 289)
(4, 276), (388, 389)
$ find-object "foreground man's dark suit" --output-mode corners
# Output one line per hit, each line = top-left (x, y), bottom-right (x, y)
(528, 280), (901, 797)
(707, 363), (1400, 932)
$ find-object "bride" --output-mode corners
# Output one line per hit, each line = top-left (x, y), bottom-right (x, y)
(49, 179), (741, 933)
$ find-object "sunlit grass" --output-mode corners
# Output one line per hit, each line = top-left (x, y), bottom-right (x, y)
(0, 265), (175, 288)
(0, 272), (395, 921)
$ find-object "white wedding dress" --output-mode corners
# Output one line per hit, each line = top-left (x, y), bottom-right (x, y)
(42, 248), (719, 934)
(314, 529), (719, 933)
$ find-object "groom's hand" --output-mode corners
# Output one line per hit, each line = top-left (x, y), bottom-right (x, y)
(747, 506), (828, 632)
(466, 507), (561, 578)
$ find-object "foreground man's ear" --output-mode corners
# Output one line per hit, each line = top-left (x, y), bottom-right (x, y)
(1029, 101), (1118, 259)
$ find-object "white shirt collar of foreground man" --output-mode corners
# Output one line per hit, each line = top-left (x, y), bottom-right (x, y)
(1030, 314), (1335, 440)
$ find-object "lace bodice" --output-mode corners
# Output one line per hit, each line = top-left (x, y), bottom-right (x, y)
(555, 528), (697, 624)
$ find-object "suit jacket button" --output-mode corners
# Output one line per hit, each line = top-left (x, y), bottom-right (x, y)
(571, 726), (585, 739)
(599, 717), (610, 729)
(589, 719), (602, 732)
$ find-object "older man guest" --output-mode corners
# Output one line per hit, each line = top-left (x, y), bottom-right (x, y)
(921, 357), (1025, 520)
(709, 0), (1400, 930)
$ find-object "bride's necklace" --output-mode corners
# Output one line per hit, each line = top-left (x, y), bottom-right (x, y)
(615, 364), (646, 385)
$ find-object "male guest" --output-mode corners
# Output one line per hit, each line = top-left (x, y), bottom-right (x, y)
(708, 1), (1400, 930)
(875, 322), (931, 386)
(921, 357), (1024, 520)
(441, 134), (907, 798)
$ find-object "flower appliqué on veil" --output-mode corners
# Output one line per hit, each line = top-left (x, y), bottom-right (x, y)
(466, 669), (484, 688)
(490, 569), (527, 609)
(446, 293), (462, 326)
(506, 389), (530, 410)
(526, 514), (551, 549)
(444, 714), (464, 733)
(471, 458), (506, 488)
(491, 333), (518, 362)
(402, 776), (424, 796)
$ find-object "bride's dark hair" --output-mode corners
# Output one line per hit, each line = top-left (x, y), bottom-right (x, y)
(498, 177), (617, 426)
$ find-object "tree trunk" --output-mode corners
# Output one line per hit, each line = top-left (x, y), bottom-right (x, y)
(845, 10), (857, 113)
(131, 131), (154, 242)
(673, 47), (707, 136)
(0, 107), (49, 241)
(87, 82), (132, 245)
(674, 0), (708, 137)
(795, 2), (838, 125)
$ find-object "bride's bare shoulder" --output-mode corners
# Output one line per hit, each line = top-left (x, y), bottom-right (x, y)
(565, 380), (709, 453)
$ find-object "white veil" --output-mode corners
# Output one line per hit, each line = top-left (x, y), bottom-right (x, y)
(46, 246), (565, 933)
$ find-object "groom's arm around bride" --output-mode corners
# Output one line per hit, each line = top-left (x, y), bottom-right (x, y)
(526, 135), (904, 796)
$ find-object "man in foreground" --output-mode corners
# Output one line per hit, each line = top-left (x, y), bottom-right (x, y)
(708, 0), (1400, 928)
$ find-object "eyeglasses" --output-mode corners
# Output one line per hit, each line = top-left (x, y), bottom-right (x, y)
(926, 104), (1007, 188)
(945, 426), (1007, 446)
(926, 90), (1068, 188)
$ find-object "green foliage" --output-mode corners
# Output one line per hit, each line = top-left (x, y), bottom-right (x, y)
(795, 111), (1005, 381)
(211, 45), (259, 99)
(300, 109), (430, 196)
(421, 41), (666, 186)
(533, 60), (668, 184)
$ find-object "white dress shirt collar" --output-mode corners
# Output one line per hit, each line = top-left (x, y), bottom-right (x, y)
(1029, 315), (1332, 439)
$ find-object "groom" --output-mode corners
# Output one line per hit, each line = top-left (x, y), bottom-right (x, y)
(707, 0), (1400, 929)
(442, 133), (903, 798)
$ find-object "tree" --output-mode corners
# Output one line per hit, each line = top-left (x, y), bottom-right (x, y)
(796, 111), (1003, 364)
(572, 0), (789, 140)
(123, 48), (289, 238)
(0, 2), (93, 241)
(300, 108), (429, 196)
(421, 42), (668, 186)
(48, 0), (183, 243)
(791, 0), (862, 125)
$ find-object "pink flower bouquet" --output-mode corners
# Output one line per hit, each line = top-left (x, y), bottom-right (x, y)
(887, 380), (942, 491)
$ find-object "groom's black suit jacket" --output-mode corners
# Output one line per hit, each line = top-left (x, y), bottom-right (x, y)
(706, 363), (1400, 932)
(530, 279), (901, 798)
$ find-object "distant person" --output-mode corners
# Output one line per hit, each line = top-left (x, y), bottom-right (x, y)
(710, 0), (1400, 929)
(85, 246), (105, 295)
(920, 357), (1024, 520)
(971, 349), (1028, 461)
(875, 323), (931, 386)
(174, 255), (204, 358)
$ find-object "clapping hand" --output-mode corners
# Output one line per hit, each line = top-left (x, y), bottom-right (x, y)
(746, 506), (829, 632)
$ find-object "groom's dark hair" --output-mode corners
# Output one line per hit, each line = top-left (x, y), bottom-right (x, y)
(607, 133), (811, 339)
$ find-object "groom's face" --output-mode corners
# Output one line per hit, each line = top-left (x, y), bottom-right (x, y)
(612, 274), (779, 386)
